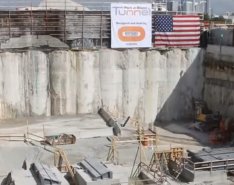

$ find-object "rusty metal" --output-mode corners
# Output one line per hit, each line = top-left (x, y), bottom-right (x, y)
(43, 133), (76, 146)
(149, 147), (184, 166)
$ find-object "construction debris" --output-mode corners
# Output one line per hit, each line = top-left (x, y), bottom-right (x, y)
(190, 99), (234, 145)
(192, 99), (222, 132)
(42, 134), (76, 146)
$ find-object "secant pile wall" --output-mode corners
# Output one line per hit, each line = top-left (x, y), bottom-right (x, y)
(204, 45), (234, 118)
(0, 48), (204, 124)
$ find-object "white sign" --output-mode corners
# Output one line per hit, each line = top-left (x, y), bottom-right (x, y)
(111, 3), (152, 48)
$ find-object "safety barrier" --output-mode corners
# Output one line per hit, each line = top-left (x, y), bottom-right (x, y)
(184, 158), (234, 172)
(0, 1), (205, 49)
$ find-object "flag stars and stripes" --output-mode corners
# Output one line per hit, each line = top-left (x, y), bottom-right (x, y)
(154, 15), (201, 47)
(155, 15), (173, 32)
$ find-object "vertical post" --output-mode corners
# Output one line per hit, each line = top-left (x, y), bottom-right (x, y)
(45, 0), (48, 34)
(43, 124), (46, 149)
(139, 137), (142, 164)
(30, 2), (33, 35)
(113, 137), (116, 164)
(43, 124), (45, 139)
(64, 0), (67, 42)
(100, 11), (103, 48)
(180, 0), (182, 15)
(82, 10), (84, 49)
(193, 0), (195, 13)
(26, 120), (29, 140)
(8, 11), (11, 38)
(165, 0), (168, 14)
(219, 33), (223, 60)
(54, 152), (57, 166)
(232, 28), (234, 46)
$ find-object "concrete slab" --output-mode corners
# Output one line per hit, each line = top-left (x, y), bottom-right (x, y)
(0, 115), (218, 185)
(2, 169), (37, 185)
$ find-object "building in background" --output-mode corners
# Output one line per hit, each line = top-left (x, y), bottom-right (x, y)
(206, 0), (211, 16)
(167, 1), (179, 12)
(152, 1), (167, 11)
(198, 1), (207, 13)
(223, 12), (234, 24)
(175, 0), (209, 14)
(150, 0), (210, 14)
(183, 1), (193, 13)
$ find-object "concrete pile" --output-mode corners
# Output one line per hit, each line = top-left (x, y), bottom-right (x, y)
(0, 48), (204, 123)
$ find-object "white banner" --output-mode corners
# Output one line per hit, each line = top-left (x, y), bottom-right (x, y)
(111, 3), (152, 48)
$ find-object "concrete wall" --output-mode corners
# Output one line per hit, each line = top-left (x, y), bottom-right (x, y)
(204, 45), (234, 119)
(0, 48), (204, 124)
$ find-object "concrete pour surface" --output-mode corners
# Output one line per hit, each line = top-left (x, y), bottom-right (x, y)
(0, 114), (207, 184)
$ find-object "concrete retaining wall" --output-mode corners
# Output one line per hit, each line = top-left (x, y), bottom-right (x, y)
(0, 48), (204, 124)
(204, 45), (234, 119)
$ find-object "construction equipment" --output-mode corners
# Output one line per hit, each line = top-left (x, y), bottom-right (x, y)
(98, 108), (130, 136)
(121, 116), (130, 127)
(209, 118), (234, 144)
(193, 100), (234, 144)
(193, 99), (222, 132)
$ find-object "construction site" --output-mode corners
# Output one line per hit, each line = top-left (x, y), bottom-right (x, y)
(0, 0), (234, 184)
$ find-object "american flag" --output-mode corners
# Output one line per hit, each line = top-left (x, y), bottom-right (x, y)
(154, 15), (201, 47)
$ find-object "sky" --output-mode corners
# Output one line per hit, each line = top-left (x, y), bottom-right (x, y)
(76, 0), (234, 15)
(211, 0), (234, 14)
(0, 0), (233, 15)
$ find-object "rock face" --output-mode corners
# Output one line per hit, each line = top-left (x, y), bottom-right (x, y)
(0, 48), (204, 124)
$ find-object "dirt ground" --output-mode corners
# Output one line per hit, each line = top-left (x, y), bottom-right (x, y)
(0, 114), (206, 184)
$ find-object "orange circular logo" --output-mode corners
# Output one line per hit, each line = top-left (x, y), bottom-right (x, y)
(118, 26), (145, 42)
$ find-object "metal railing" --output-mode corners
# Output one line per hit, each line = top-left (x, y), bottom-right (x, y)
(0, 1), (204, 49)
(0, 10), (112, 48)
(184, 158), (234, 172)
